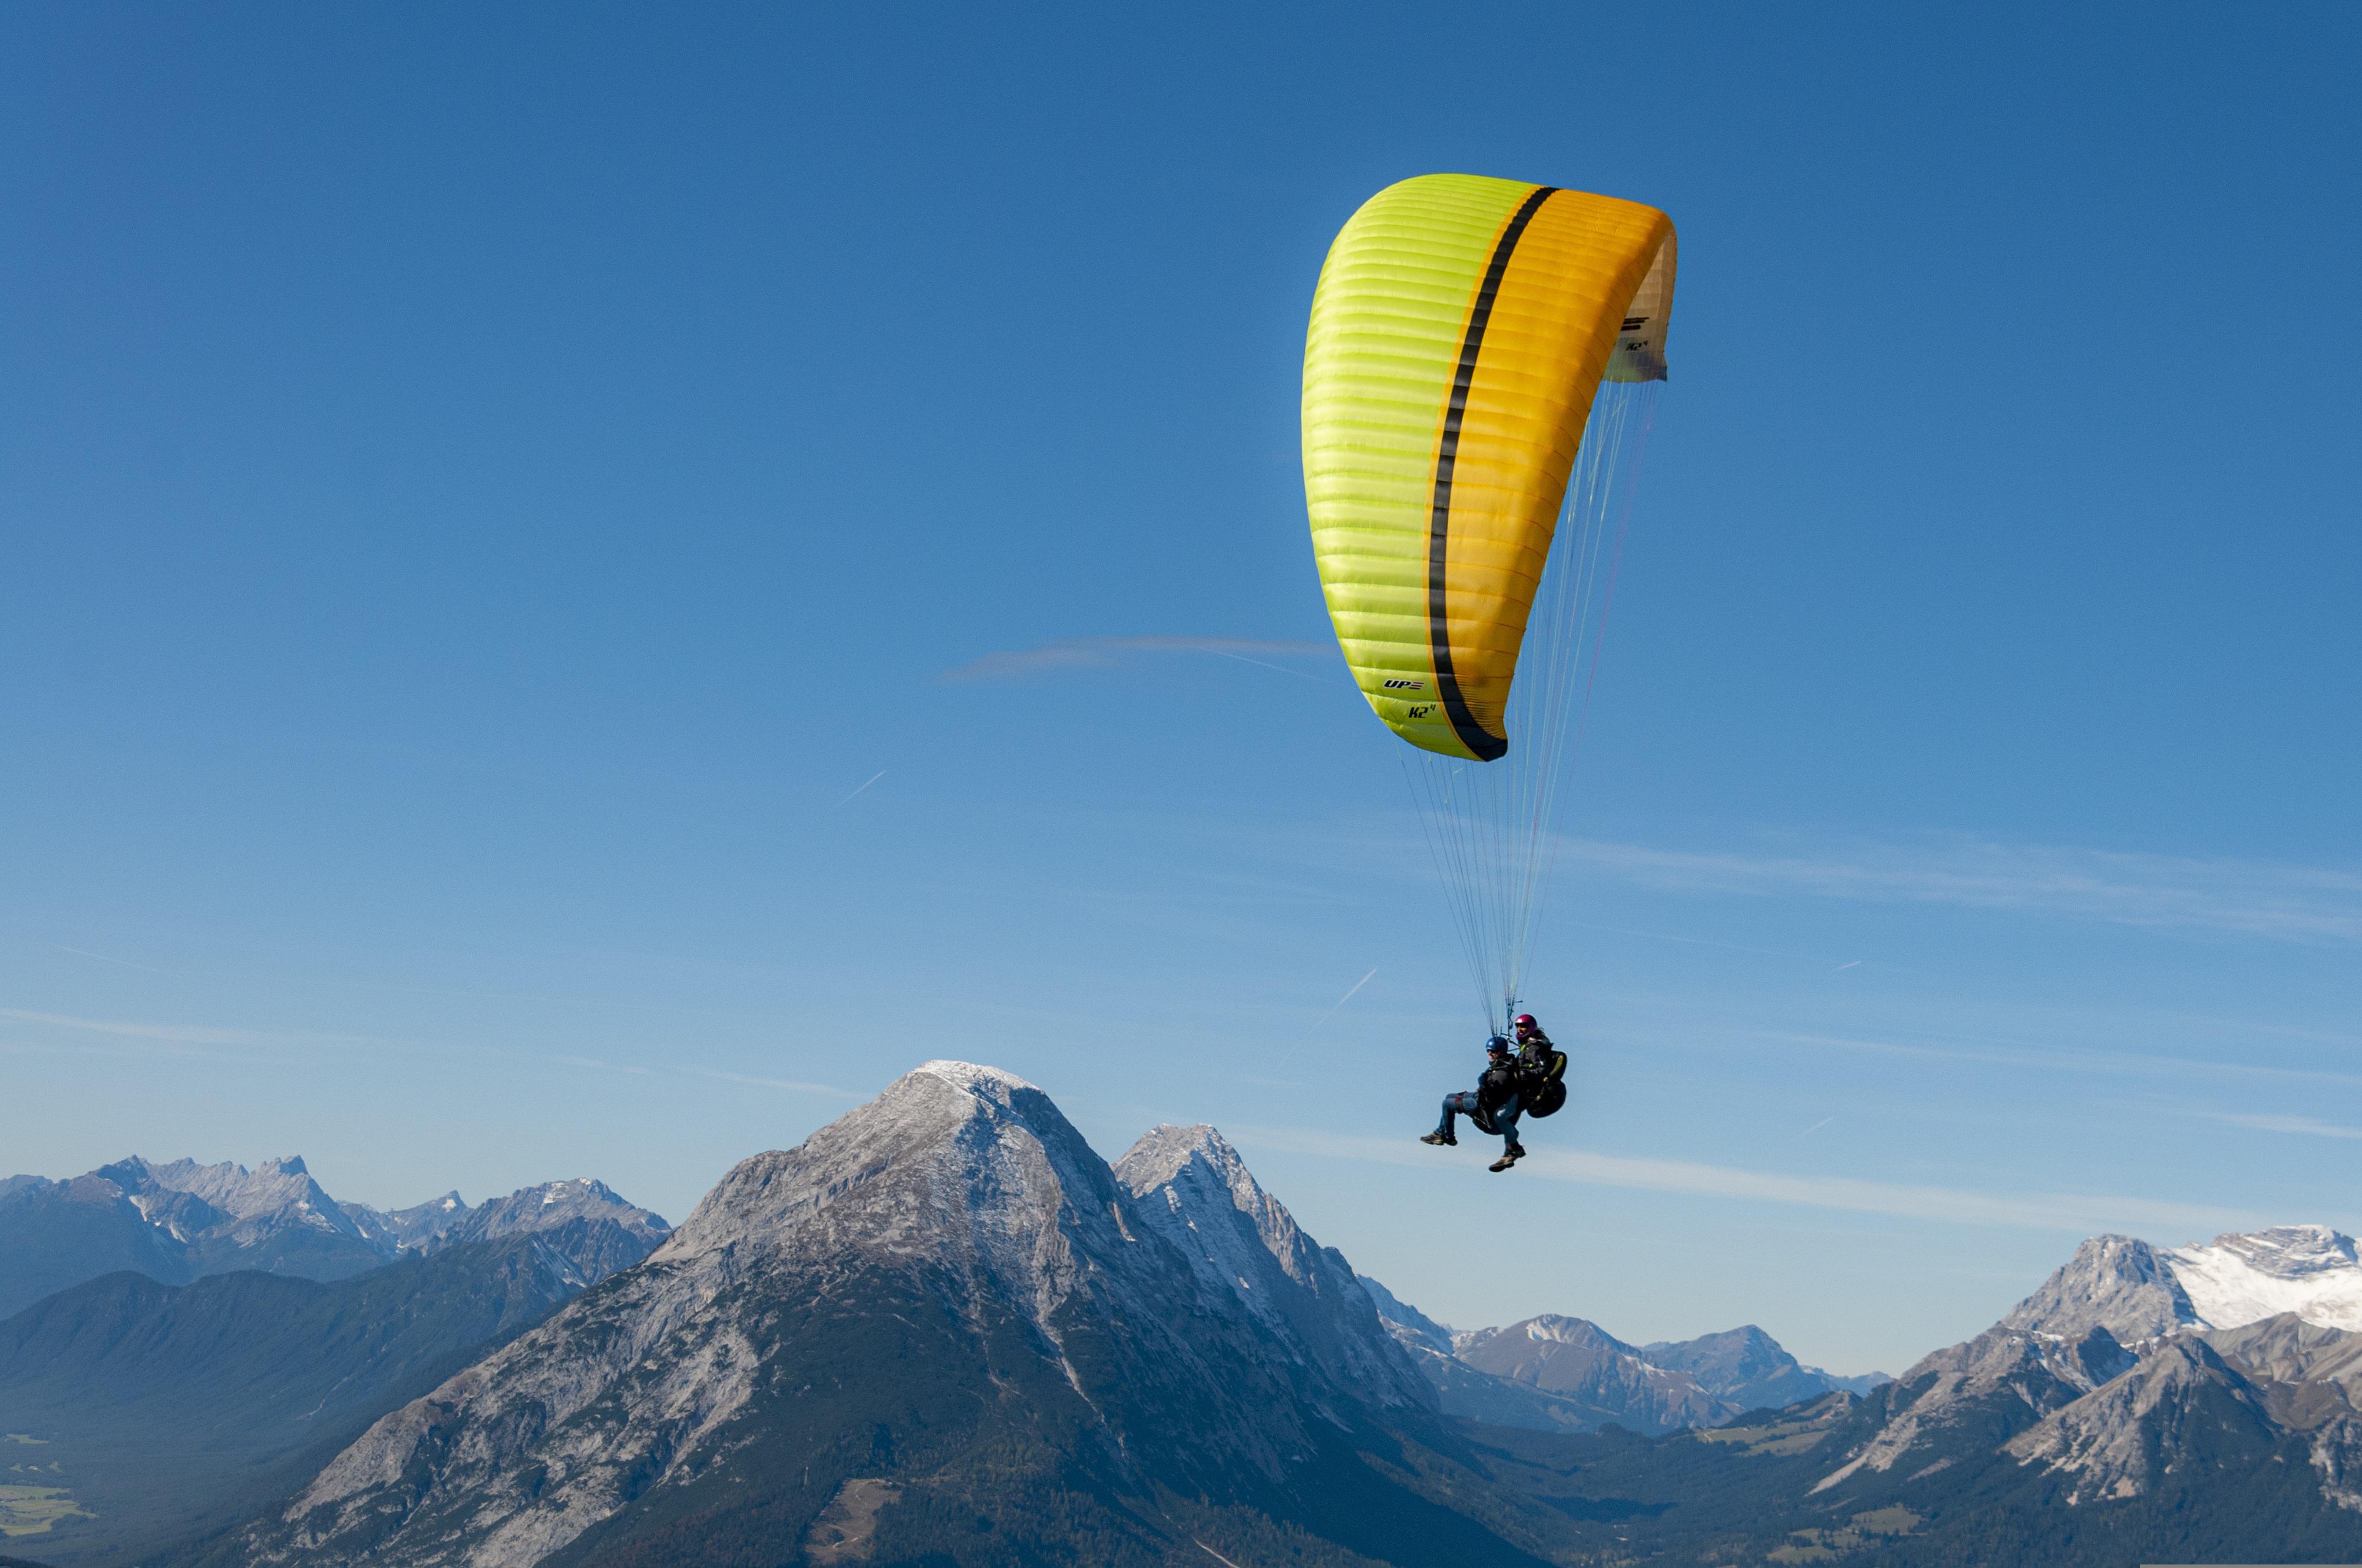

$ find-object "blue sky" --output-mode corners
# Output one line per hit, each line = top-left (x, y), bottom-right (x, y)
(5, 3), (2358, 1374)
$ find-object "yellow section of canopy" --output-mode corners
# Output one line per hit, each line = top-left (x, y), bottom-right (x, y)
(1303, 174), (1675, 760)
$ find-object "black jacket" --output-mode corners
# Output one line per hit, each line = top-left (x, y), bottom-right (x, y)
(1512, 1033), (1568, 1097)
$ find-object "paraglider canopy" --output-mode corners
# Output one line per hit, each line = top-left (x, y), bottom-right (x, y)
(1301, 174), (1677, 1030)
(1303, 174), (1675, 763)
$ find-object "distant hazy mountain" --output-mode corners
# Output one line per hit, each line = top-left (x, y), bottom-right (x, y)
(190, 1063), (1602, 1568)
(0, 1215), (666, 1566)
(1352, 1283), (1890, 1436)
(0, 1156), (670, 1318)
(0, 1156), (384, 1316)
(1453, 1314), (1741, 1434)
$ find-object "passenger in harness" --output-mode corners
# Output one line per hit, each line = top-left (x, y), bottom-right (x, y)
(1509, 1013), (1570, 1120)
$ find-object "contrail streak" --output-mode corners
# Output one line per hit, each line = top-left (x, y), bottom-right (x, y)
(837, 770), (887, 807)
(1274, 968), (1381, 1070)
(1203, 649), (1344, 686)
(1330, 968), (1379, 1012)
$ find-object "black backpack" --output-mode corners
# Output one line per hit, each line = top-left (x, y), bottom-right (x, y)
(1521, 1052), (1570, 1119)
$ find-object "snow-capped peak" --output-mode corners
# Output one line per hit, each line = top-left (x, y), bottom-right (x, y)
(915, 1060), (1042, 1103)
(2166, 1226), (2362, 1333)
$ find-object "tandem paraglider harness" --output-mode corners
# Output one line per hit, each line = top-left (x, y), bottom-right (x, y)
(1465, 1037), (1569, 1134)
(1513, 1036), (1570, 1120)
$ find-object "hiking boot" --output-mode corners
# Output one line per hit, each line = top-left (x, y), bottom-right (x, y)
(1420, 1132), (1455, 1147)
(1489, 1147), (1522, 1173)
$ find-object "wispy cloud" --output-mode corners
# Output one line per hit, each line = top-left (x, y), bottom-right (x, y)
(1227, 1126), (2270, 1239)
(0, 1008), (363, 1049)
(2190, 1110), (2362, 1140)
(554, 1054), (651, 1077)
(1557, 835), (2362, 947)
(943, 636), (1338, 684)
(1770, 1028), (2362, 1091)
(695, 1067), (863, 1099)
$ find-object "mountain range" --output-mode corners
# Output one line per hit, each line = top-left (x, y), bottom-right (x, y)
(0, 1163), (672, 1564)
(1363, 1285), (1884, 1438)
(194, 1062), (1588, 1567)
(0, 1155), (670, 1320)
(1478, 1223), (2362, 1564)
(6, 1063), (2359, 1566)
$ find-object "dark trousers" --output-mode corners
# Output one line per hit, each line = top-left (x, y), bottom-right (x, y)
(1437, 1090), (1522, 1150)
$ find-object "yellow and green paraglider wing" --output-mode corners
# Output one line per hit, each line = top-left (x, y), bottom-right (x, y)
(1303, 174), (1676, 760)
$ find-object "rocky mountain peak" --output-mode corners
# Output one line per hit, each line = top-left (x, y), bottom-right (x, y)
(1114, 1123), (1431, 1411)
(2000, 1233), (2198, 1344)
(1114, 1123), (1311, 1293)
(94, 1154), (368, 1242)
(236, 1064), (1398, 1566)
(1468, 1314), (1635, 1355)
(914, 1057), (1042, 1099)
(2205, 1225), (2358, 1276)
(658, 1059), (1119, 1294)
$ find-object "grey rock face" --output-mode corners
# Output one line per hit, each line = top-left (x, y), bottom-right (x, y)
(2003, 1337), (2280, 1503)
(2000, 1233), (2201, 1344)
(1112, 1122), (1431, 1411)
(2207, 1312), (2362, 1401)
(1813, 1320), (2134, 1493)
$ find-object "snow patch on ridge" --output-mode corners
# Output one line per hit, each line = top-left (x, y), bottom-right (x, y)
(916, 1060), (1043, 1101)
(2168, 1226), (2362, 1333)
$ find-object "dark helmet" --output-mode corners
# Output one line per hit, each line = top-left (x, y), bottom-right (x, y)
(1485, 1034), (1511, 1054)
(1513, 1013), (1540, 1036)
